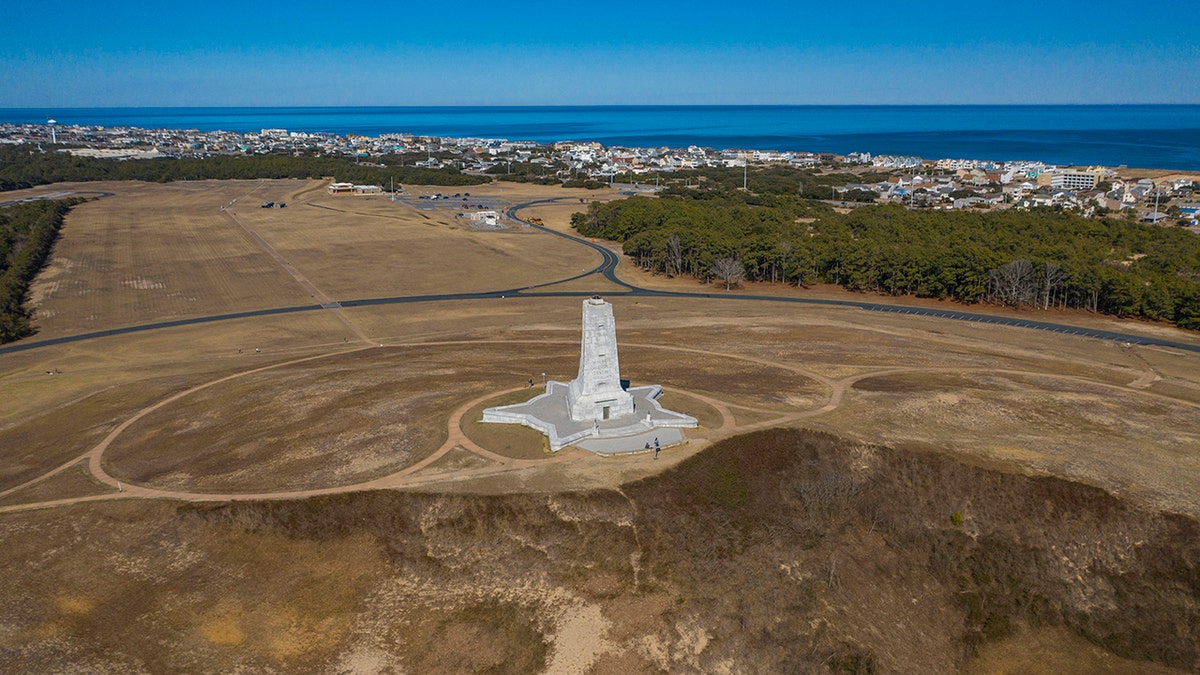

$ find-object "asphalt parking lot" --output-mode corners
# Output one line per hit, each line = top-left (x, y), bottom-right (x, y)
(394, 193), (508, 212)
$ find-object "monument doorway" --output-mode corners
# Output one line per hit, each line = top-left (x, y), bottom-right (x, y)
(602, 406), (611, 420)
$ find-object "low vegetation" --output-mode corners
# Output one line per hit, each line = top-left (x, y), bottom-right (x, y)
(572, 196), (1200, 329)
(664, 165), (888, 202)
(0, 145), (488, 192)
(629, 429), (1200, 669)
(0, 198), (81, 342)
(10, 429), (1177, 672)
(484, 162), (610, 189)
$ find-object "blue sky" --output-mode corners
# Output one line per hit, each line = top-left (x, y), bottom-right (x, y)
(2, 0), (1197, 106)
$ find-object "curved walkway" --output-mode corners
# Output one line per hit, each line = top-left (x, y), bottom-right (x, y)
(2, 193), (1199, 512)
(0, 339), (822, 509)
(5, 333), (1198, 514)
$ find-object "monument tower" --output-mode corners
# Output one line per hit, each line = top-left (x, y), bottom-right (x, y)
(482, 296), (697, 452)
(568, 297), (634, 421)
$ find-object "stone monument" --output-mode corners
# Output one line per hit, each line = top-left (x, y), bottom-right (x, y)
(568, 297), (634, 421)
(482, 297), (697, 453)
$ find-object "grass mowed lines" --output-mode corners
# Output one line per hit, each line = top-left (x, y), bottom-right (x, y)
(29, 181), (312, 337)
(237, 193), (598, 300)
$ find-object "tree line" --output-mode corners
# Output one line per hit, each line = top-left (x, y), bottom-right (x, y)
(484, 160), (609, 189)
(663, 165), (887, 202)
(0, 146), (488, 193)
(571, 196), (1200, 330)
(0, 198), (83, 343)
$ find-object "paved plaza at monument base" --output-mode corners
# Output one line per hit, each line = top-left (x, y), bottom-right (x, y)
(483, 381), (695, 452)
(482, 296), (697, 453)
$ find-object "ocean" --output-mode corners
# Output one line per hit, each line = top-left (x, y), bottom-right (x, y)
(2, 105), (1198, 170)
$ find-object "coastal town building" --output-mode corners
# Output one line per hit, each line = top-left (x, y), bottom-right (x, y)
(327, 182), (382, 195)
(1050, 171), (1101, 191)
(1, 120), (1193, 225)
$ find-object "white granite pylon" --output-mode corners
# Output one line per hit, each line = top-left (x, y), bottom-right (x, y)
(567, 297), (634, 421)
(481, 296), (698, 453)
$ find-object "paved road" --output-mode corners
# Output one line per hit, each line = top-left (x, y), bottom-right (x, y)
(504, 200), (634, 291)
(0, 190), (114, 208)
(5, 185), (1200, 510)
(3, 197), (1199, 356)
(4, 191), (1198, 512)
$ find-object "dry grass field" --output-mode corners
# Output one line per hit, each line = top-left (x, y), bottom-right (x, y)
(1, 179), (1199, 673)
(25, 180), (314, 337)
(241, 192), (597, 300)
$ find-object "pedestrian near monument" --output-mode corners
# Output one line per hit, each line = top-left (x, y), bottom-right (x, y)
(480, 297), (697, 452)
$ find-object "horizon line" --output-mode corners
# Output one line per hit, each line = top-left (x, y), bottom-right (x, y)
(3, 103), (1200, 111)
